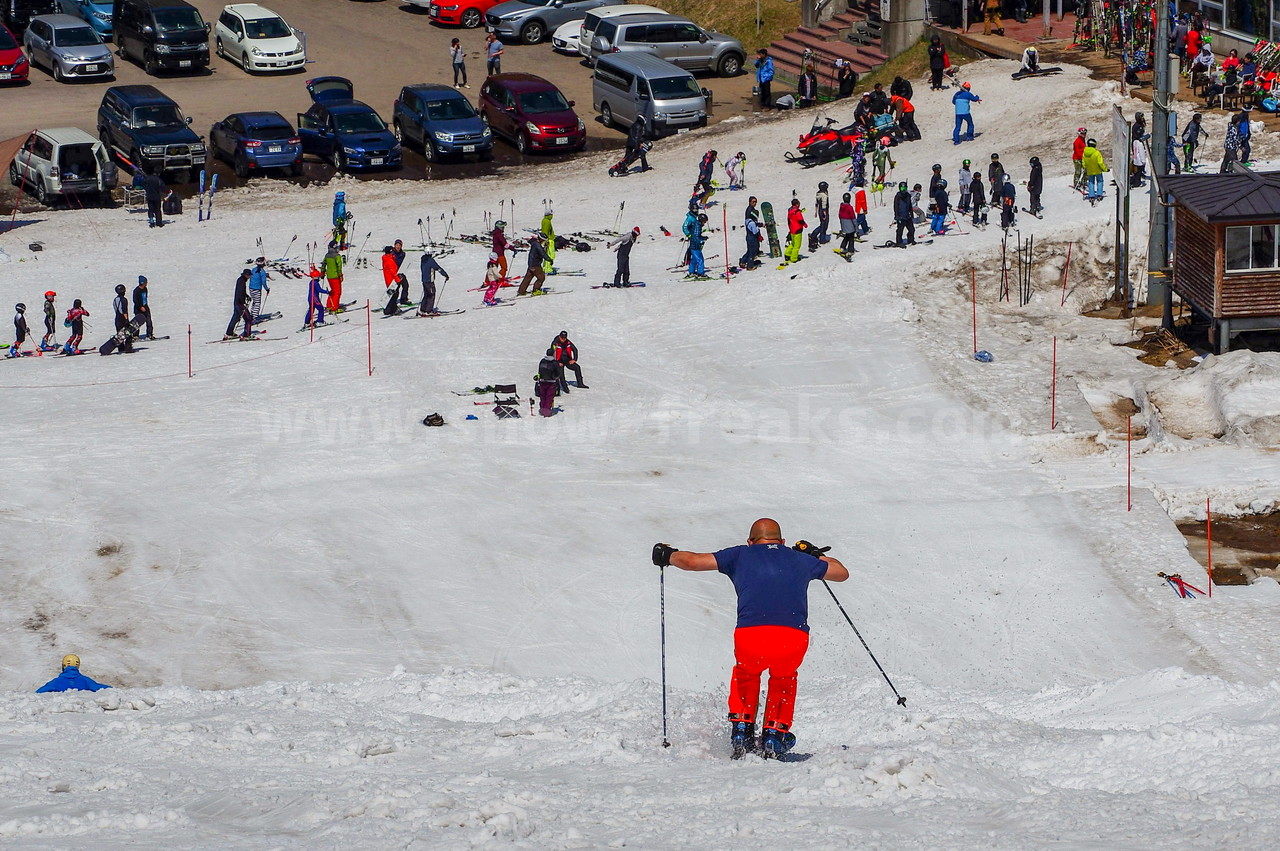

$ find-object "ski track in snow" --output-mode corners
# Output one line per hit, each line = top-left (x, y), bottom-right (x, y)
(3, 59), (1280, 846)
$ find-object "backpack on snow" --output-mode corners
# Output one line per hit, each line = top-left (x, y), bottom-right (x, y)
(163, 194), (182, 215)
(1262, 97), (1280, 113)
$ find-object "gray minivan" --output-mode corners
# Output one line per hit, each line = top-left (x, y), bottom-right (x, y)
(587, 12), (744, 77)
(593, 52), (705, 135)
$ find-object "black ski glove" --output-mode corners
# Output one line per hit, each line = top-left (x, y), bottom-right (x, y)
(792, 540), (831, 559)
(652, 543), (676, 567)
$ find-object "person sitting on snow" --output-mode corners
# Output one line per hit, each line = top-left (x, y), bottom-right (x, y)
(1020, 46), (1041, 75)
(36, 655), (111, 693)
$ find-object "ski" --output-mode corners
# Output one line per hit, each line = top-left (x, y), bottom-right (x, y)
(206, 335), (286, 344)
(515, 289), (570, 298)
(833, 248), (854, 262)
(137, 335), (172, 341)
(295, 317), (351, 333)
(476, 300), (514, 309)
(404, 309), (466, 319)
(251, 311), (284, 323)
(205, 173), (218, 220)
(452, 387), (497, 396)
(872, 239), (934, 249)
(197, 169), (206, 222)
(592, 282), (646, 288)
(548, 270), (585, 276)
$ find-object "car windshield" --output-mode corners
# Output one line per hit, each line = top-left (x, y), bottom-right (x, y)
(425, 98), (476, 121)
(650, 75), (701, 99)
(133, 105), (185, 127)
(55, 26), (101, 47)
(334, 111), (386, 133)
(153, 9), (204, 32)
(517, 89), (569, 114)
(245, 17), (290, 39)
(0, 28), (16, 49)
(248, 124), (294, 141)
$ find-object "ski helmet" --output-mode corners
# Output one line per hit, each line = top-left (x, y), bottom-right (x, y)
(880, 136), (890, 146)
(14, 303), (25, 312)
(818, 181), (828, 191)
(938, 178), (948, 189)
(335, 191), (345, 199)
(115, 285), (126, 294)
(328, 240), (338, 249)
(44, 291), (55, 299)
(632, 226), (641, 234)
(1087, 138), (1097, 147)
(488, 252), (498, 262)
(698, 213), (708, 222)
(962, 81), (971, 90)
(898, 181), (907, 191)
(991, 153), (1000, 159)
(932, 163), (942, 171)
(962, 159), (971, 166)
(61, 654), (79, 669)
(1030, 156), (1040, 165)
(495, 220), (506, 229)
(843, 192), (851, 202)
(1078, 127), (1087, 134)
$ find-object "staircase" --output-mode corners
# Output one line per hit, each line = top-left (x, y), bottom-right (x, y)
(767, 8), (888, 98)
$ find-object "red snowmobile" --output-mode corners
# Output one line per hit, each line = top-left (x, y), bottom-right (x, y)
(785, 115), (865, 168)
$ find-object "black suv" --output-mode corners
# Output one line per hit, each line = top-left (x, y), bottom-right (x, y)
(97, 84), (206, 181)
(113, 0), (209, 75)
(2, 0), (58, 36)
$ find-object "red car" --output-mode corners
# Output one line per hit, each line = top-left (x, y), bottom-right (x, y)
(0, 23), (29, 84)
(421, 0), (503, 28)
(479, 73), (585, 155)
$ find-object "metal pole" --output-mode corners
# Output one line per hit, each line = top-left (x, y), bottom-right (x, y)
(1148, 9), (1175, 328)
(1043, 0), (1051, 38)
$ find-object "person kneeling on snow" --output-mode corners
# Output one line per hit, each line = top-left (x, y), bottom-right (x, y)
(37, 654), (111, 693)
(1020, 46), (1040, 74)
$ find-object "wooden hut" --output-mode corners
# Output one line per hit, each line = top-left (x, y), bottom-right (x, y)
(1163, 169), (1280, 353)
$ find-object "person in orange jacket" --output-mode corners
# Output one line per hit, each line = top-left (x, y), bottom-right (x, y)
(492, 221), (510, 278)
(784, 198), (806, 264)
(890, 94), (920, 141)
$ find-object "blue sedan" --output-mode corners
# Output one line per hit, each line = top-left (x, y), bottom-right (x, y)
(297, 75), (401, 172)
(209, 111), (303, 178)
(58, 0), (114, 39)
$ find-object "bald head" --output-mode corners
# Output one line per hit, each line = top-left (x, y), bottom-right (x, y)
(748, 518), (783, 544)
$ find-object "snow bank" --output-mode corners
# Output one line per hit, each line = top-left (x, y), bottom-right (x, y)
(1145, 351), (1280, 445)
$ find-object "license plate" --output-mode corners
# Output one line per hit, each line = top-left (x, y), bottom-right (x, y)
(677, 128), (690, 134)
(371, 157), (384, 165)
(268, 146), (282, 153)
(0, 73), (10, 80)
(179, 60), (191, 67)
(85, 64), (100, 71)
(555, 137), (569, 145)
(462, 145), (475, 153)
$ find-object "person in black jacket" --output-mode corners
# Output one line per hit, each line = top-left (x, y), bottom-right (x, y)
(626, 116), (651, 172)
(890, 75), (913, 100)
(893, 181), (916, 246)
(418, 251), (451, 316)
(142, 168), (166, 228)
(224, 269), (253, 340)
(552, 330), (587, 390)
(535, 348), (561, 416)
(132, 276), (154, 339)
(928, 35), (946, 90)
(607, 227), (640, 287)
(1027, 156), (1043, 215)
(517, 232), (549, 296)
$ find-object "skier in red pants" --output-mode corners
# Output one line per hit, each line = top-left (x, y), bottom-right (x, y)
(652, 517), (849, 759)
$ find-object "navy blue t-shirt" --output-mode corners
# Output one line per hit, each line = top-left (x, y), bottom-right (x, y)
(714, 544), (830, 632)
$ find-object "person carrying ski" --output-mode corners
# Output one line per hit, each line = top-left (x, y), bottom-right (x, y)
(740, 197), (762, 270)
(808, 182), (830, 253)
(893, 181), (916, 246)
(418, 250), (451, 314)
(837, 192), (857, 255)
(305, 267), (329, 327)
(725, 151), (746, 190)
(890, 93), (920, 141)
(931, 178), (950, 235)
(9, 303), (29, 357)
(536, 347), (561, 416)
(969, 171), (987, 226)
(1000, 176), (1017, 230)
(952, 82), (980, 145)
(651, 518), (849, 759)
(332, 191), (348, 249)
(225, 269), (253, 340)
(987, 152), (1005, 202)
(607, 227), (640, 288)
(784, 199), (805, 264)
(957, 159), (973, 213)
(1027, 156), (1043, 215)
(491, 221), (510, 278)
(132, 275), (154, 339)
(928, 34), (946, 90)
(143, 168), (166, 228)
(62, 299), (89, 354)
(552, 330), (586, 389)
(871, 136), (895, 185)
(323, 241), (345, 313)
(1072, 127), (1087, 190)
(517, 232), (548, 296)
(248, 260), (270, 322)
(854, 186), (869, 235)
(754, 48), (774, 110)
(688, 213), (708, 278)
(1182, 112), (1208, 171)
(40, 290), (56, 351)
(1082, 138), (1107, 201)
(36, 654), (111, 693)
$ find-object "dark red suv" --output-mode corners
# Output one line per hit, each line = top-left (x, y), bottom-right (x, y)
(479, 73), (585, 155)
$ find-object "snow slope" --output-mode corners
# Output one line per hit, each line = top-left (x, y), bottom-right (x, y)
(3, 60), (1280, 846)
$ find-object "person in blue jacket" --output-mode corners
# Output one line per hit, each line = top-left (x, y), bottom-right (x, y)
(952, 82), (981, 145)
(754, 48), (774, 111)
(248, 258), (271, 321)
(332, 191), (348, 249)
(36, 655), (111, 693)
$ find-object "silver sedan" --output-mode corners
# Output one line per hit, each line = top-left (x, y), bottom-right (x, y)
(23, 13), (114, 82)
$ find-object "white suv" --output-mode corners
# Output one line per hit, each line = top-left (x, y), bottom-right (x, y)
(8, 127), (118, 207)
(214, 3), (304, 73)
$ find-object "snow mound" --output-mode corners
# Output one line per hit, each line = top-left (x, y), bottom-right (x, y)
(1145, 351), (1280, 445)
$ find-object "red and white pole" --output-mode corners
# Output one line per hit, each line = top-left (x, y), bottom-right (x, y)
(1050, 336), (1057, 430)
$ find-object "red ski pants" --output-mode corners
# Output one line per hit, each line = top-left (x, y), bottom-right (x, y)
(326, 276), (343, 311)
(727, 625), (810, 733)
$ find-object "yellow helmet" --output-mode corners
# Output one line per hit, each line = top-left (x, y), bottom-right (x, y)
(61, 654), (80, 669)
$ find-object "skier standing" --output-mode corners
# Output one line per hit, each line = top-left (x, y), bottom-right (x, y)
(957, 159), (973, 213)
(482, 254), (503, 306)
(516, 232), (548, 296)
(1082, 138), (1107, 202)
(651, 518), (850, 759)
(1182, 113), (1208, 171)
(541, 205), (556, 273)
(931, 178), (950, 235)
(893, 181), (916, 246)
(1235, 106), (1253, 164)
(64, 299), (89, 355)
(40, 290), (56, 351)
(740, 197), (762, 270)
(725, 151), (746, 190)
(225, 269), (253, 340)
(969, 171), (987, 226)
(784, 199), (805, 264)
(871, 135), (895, 185)
(9, 303), (28, 357)
(248, 260), (270, 321)
(491, 221), (510, 279)
(910, 183), (926, 224)
(418, 250), (451, 314)
(951, 82), (980, 145)
(928, 163), (944, 198)
(381, 245), (399, 291)
(323, 241), (345, 313)
(552, 330), (587, 390)
(694, 150), (718, 207)
(133, 276), (154, 339)
(332, 191), (348, 249)
(36, 655), (111, 693)
(681, 201), (699, 268)
(1000, 176), (1017, 230)
(808, 182), (830, 252)
(688, 213), (708, 278)
(305, 268), (329, 327)
(854, 186), (869, 235)
(392, 240), (410, 304)
(1027, 156), (1044, 215)
(837, 192), (857, 255)
(1130, 137), (1148, 187)
(607, 227), (640, 288)
(1072, 127), (1088, 190)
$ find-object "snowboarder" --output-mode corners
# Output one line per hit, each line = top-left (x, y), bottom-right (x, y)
(1072, 127), (1088, 190)
(1082, 138), (1107, 201)
(40, 290), (56, 351)
(305, 268), (329, 327)
(952, 82), (980, 145)
(725, 151), (746, 190)
(970, 171), (988, 226)
(957, 159), (973, 213)
(323, 241), (344, 313)
(808, 182), (830, 252)
(536, 348), (561, 416)
(784, 199), (805, 264)
(837, 192), (857, 255)
(64, 299), (89, 355)
(382, 274), (406, 316)
(248, 260), (270, 322)
(893, 181), (915, 246)
(225, 269), (253, 339)
(517, 232), (548, 296)
(143, 168), (166, 228)
(418, 250), (451, 314)
(987, 153), (1005, 203)
(9, 303), (29, 357)
(754, 49), (774, 110)
(1027, 156), (1043, 215)
(740, 198), (762, 270)
(619, 115), (652, 176)
(1182, 113), (1208, 171)
(133, 276), (154, 339)
(651, 518), (850, 759)
(1000, 176), (1017, 230)
(688, 213), (708, 278)
(491, 220), (510, 279)
(112, 284), (132, 352)
(36, 654), (111, 693)
(931, 178), (950, 235)
(607, 227), (640, 288)
(332, 191), (348, 249)
(1020, 46), (1041, 75)
(552, 330), (587, 389)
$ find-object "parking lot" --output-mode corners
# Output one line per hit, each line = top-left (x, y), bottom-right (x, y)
(1, 0), (759, 198)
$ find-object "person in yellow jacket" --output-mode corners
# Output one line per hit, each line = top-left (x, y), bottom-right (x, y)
(541, 207), (556, 274)
(1081, 138), (1108, 203)
(984, 0), (1003, 36)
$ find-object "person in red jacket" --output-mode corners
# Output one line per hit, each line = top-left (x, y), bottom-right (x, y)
(784, 198), (806, 264)
(1185, 24), (1201, 72)
(1072, 127), (1087, 190)
(381, 245), (398, 288)
(492, 221), (510, 279)
(854, 186), (869, 235)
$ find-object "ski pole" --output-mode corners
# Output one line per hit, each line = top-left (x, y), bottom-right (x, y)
(354, 231), (372, 260)
(278, 234), (297, 261)
(660, 563), (671, 747)
(821, 580), (907, 707)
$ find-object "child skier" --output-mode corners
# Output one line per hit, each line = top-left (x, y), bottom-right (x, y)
(1000, 176), (1017, 230)
(482, 254), (503, 305)
(988, 153), (1005, 202)
(931, 179), (950, 235)
(304, 268), (329, 328)
(40, 291), (56, 351)
(957, 159), (973, 213)
(969, 171), (987, 227)
(332, 191), (349, 249)
(9, 303), (29, 357)
(64, 299), (89, 354)
(323, 241), (344, 313)
(688, 214), (709, 278)
(740, 199), (762, 270)
(725, 151), (746, 190)
(854, 186), (870, 235)
(837, 192), (857, 256)
(491, 221), (510, 279)
(871, 136), (895, 185)
(1027, 156), (1044, 215)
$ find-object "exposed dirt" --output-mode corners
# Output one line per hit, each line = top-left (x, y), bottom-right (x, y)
(1178, 513), (1280, 586)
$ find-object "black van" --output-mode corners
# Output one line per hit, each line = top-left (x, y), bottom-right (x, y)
(113, 0), (209, 75)
(2, 0), (59, 36)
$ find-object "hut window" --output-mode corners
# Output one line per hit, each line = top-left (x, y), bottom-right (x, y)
(1225, 225), (1280, 272)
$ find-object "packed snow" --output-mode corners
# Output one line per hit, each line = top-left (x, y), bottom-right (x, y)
(5, 59), (1280, 847)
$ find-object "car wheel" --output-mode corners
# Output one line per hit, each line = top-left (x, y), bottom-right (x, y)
(424, 139), (439, 162)
(144, 51), (158, 75)
(35, 179), (49, 206)
(516, 132), (529, 154)
(600, 102), (614, 129)
(53, 61), (64, 83)
(241, 52), (251, 72)
(8, 162), (20, 187)
(234, 153), (250, 180)
(215, 37), (224, 58)
(718, 53), (743, 78)
(461, 8), (482, 28)
(520, 20), (544, 44)
(331, 149), (345, 171)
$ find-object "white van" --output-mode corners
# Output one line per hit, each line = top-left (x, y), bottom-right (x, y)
(593, 52), (706, 135)
(578, 3), (663, 58)
(8, 127), (118, 206)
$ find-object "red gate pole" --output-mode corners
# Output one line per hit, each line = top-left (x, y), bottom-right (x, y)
(1206, 498), (1213, 596)
(1050, 336), (1057, 430)
(971, 267), (977, 353)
